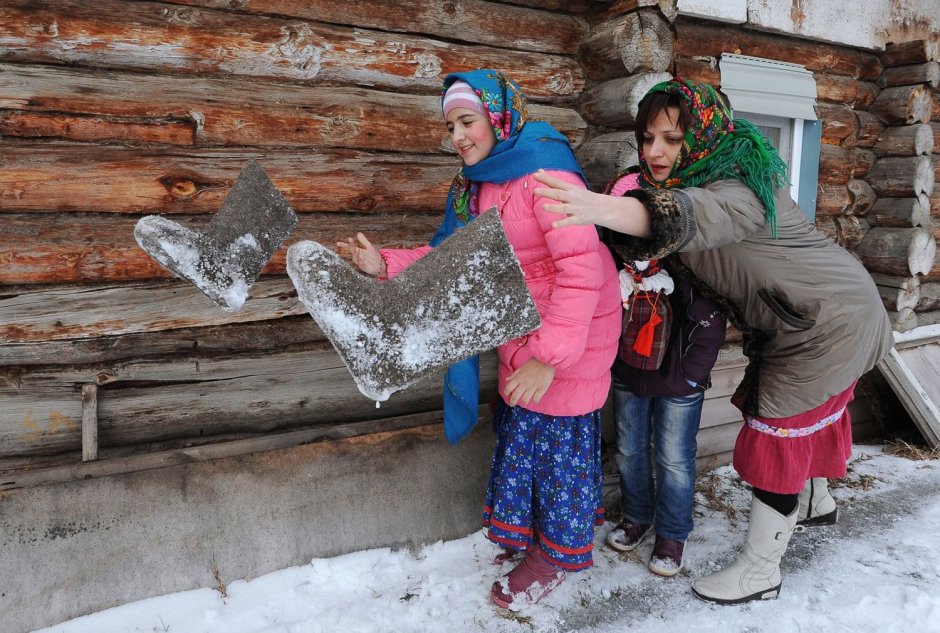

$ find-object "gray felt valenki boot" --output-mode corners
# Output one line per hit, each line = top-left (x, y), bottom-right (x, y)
(692, 496), (798, 605)
(798, 478), (838, 527)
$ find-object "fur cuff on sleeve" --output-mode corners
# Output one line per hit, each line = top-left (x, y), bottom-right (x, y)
(606, 189), (696, 262)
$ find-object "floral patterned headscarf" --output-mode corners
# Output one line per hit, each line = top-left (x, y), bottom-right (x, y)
(638, 77), (789, 236)
(433, 69), (584, 233)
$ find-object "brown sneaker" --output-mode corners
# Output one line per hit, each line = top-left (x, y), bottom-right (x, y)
(605, 520), (652, 552)
(648, 535), (684, 577)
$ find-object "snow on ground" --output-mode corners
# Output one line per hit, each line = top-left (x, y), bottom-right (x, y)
(33, 444), (940, 633)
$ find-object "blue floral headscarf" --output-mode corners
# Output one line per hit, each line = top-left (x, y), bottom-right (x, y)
(431, 69), (585, 444)
(430, 69), (585, 246)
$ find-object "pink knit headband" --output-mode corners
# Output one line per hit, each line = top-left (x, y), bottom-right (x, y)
(442, 81), (487, 118)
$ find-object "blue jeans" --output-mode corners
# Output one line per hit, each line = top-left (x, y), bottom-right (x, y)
(612, 377), (703, 542)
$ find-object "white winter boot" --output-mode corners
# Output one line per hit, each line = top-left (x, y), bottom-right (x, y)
(691, 496), (798, 605)
(797, 477), (838, 526)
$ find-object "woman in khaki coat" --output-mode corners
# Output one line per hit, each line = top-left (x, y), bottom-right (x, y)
(533, 77), (893, 605)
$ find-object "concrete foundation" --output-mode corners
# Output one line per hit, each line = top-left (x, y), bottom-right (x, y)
(0, 424), (495, 633)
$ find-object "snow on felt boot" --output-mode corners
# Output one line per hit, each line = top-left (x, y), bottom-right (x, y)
(691, 496), (798, 605)
(490, 544), (566, 609)
(798, 478), (838, 527)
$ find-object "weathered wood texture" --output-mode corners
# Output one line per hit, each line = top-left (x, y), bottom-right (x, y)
(0, 0), (583, 101)
(817, 144), (853, 185)
(871, 273), (921, 312)
(856, 227), (937, 277)
(873, 124), (935, 157)
(865, 156), (935, 199)
(815, 74), (879, 109)
(576, 131), (639, 191)
(148, 0), (589, 54)
(847, 179), (877, 215)
(818, 103), (858, 147)
(814, 215), (869, 250)
(870, 85), (933, 125)
(0, 144), (456, 214)
(580, 8), (673, 79)
(877, 62), (940, 89)
(0, 345), (498, 458)
(0, 212), (440, 285)
(880, 39), (940, 67)
(580, 72), (671, 127)
(675, 17), (883, 80)
(854, 110), (886, 148)
(867, 196), (932, 228)
(0, 64), (586, 151)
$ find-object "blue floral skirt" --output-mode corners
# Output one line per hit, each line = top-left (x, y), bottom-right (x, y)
(482, 401), (605, 571)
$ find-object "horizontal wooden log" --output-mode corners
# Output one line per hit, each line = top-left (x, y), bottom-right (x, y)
(864, 156), (935, 198)
(0, 411), (449, 488)
(871, 273), (921, 312)
(915, 283), (940, 312)
(867, 195), (931, 228)
(0, 143), (456, 214)
(933, 123), (940, 155)
(0, 347), (498, 458)
(672, 55), (720, 87)
(854, 110), (886, 148)
(0, 316), (327, 366)
(0, 211), (439, 285)
(873, 124), (934, 157)
(675, 17), (882, 80)
(856, 227), (936, 276)
(0, 0), (583, 101)
(814, 184), (851, 217)
(847, 179), (876, 215)
(150, 0), (588, 55)
(580, 8), (673, 79)
(850, 148), (876, 179)
(817, 144), (853, 185)
(0, 63), (587, 151)
(813, 215), (869, 250)
(0, 111), (195, 146)
(0, 278), (307, 343)
(870, 85), (932, 125)
(877, 62), (940, 89)
(579, 72), (671, 128)
(815, 74), (879, 109)
(818, 103), (858, 147)
(880, 40), (940, 67)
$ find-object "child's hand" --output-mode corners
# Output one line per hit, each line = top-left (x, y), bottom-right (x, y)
(336, 232), (385, 277)
(504, 358), (556, 407)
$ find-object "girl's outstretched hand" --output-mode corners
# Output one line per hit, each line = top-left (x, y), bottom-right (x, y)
(504, 358), (556, 407)
(533, 169), (606, 229)
(335, 232), (386, 277)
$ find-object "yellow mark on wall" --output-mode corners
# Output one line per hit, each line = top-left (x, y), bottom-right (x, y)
(21, 408), (79, 442)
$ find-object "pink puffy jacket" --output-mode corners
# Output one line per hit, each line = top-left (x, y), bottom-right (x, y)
(381, 170), (621, 416)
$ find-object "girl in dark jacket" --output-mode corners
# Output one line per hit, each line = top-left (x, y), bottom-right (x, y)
(606, 263), (725, 577)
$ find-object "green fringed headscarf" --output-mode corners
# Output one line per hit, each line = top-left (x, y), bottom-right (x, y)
(638, 77), (790, 237)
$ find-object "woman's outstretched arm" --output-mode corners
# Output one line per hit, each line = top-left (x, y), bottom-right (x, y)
(533, 170), (653, 238)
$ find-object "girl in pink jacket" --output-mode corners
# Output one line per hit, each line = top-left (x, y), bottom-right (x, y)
(338, 70), (620, 609)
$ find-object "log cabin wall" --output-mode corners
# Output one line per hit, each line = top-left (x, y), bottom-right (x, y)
(0, 0), (600, 482)
(2, 1), (933, 484)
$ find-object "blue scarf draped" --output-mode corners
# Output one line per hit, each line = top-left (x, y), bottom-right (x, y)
(433, 69), (585, 444)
